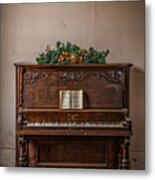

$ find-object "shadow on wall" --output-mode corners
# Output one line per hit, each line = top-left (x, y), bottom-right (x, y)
(130, 66), (145, 170)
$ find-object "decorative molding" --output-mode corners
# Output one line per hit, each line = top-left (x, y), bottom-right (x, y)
(25, 71), (88, 83)
(54, 71), (88, 81)
(96, 71), (123, 84)
(24, 71), (49, 84)
(24, 70), (123, 83)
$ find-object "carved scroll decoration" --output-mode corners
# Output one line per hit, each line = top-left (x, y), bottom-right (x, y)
(24, 70), (123, 83)
(96, 70), (123, 84)
(53, 71), (88, 81)
(24, 70), (89, 83)
(24, 71), (49, 84)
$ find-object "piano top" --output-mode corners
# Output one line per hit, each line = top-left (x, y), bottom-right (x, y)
(14, 62), (133, 68)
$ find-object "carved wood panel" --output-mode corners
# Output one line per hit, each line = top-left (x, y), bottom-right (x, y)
(23, 68), (125, 108)
(24, 70), (123, 84)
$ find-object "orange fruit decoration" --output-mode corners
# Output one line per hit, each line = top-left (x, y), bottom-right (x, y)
(70, 53), (79, 63)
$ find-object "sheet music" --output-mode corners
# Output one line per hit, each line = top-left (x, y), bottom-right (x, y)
(72, 90), (83, 109)
(59, 90), (83, 109)
(60, 91), (71, 109)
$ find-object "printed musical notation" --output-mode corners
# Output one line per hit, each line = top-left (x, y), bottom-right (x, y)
(59, 90), (83, 109)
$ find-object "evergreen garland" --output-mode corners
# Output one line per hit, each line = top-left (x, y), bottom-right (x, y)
(36, 41), (109, 65)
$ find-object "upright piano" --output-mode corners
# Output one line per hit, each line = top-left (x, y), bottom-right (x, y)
(15, 63), (132, 169)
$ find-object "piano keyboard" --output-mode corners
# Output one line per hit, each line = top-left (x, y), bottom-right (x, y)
(26, 121), (128, 128)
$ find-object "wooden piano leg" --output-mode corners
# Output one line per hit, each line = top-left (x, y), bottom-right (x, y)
(121, 137), (130, 169)
(118, 143), (123, 169)
(18, 135), (28, 167)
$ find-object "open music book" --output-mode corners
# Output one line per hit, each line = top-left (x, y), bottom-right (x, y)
(59, 90), (83, 109)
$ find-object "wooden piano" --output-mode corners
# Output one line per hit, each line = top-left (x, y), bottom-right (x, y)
(15, 63), (132, 169)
